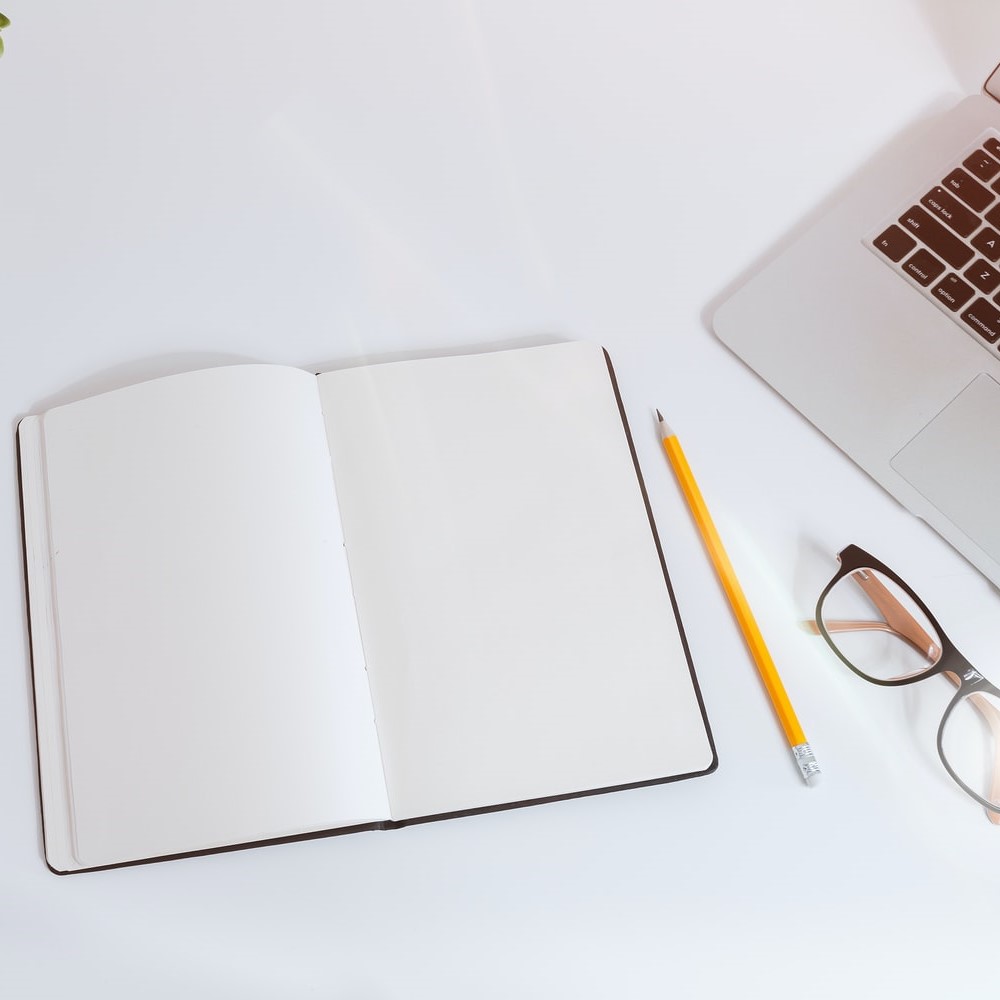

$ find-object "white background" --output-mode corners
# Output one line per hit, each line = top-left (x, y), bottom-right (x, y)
(3, 1), (1000, 996)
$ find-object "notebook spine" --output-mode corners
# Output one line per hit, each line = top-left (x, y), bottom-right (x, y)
(18, 416), (77, 872)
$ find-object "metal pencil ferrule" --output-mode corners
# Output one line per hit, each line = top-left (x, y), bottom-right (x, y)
(792, 742), (821, 784)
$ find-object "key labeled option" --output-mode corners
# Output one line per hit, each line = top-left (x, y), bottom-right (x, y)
(932, 273), (976, 311)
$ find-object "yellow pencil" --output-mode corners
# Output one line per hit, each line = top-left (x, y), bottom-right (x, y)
(657, 411), (820, 785)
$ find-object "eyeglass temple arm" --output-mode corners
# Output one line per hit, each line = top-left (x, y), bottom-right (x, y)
(850, 570), (941, 657)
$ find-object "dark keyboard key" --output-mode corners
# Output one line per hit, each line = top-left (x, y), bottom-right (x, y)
(903, 248), (946, 286)
(920, 186), (981, 236)
(932, 273), (976, 311)
(963, 149), (1000, 182)
(873, 224), (916, 262)
(898, 205), (975, 268)
(962, 297), (1000, 342)
(944, 168), (994, 211)
(984, 201), (1000, 229)
(964, 258), (1000, 293)
(972, 226), (1000, 261)
(985, 138), (1000, 161)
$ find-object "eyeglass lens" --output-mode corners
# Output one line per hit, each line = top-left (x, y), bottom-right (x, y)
(819, 567), (942, 682)
(941, 690), (1000, 809)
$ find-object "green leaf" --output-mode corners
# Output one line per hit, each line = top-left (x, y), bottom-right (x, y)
(0, 13), (10, 29)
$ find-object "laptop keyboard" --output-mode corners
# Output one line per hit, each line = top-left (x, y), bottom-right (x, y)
(869, 132), (1000, 353)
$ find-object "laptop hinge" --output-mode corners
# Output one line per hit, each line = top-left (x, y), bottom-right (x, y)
(985, 62), (1000, 104)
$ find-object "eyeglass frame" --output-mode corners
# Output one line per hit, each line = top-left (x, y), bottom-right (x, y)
(814, 543), (1000, 819)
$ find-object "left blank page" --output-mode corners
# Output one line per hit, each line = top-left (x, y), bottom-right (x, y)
(22, 365), (388, 870)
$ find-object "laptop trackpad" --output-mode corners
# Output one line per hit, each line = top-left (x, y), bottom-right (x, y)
(891, 374), (1000, 563)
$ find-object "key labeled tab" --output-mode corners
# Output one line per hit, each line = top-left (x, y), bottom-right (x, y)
(944, 168), (994, 212)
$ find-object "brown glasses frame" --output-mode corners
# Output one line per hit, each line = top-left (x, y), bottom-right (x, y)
(815, 544), (1000, 820)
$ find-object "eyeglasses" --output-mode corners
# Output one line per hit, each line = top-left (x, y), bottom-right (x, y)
(813, 544), (1000, 822)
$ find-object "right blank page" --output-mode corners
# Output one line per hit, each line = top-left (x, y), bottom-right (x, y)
(318, 342), (714, 820)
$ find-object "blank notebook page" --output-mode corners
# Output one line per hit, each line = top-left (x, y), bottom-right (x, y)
(35, 366), (388, 869)
(318, 341), (714, 821)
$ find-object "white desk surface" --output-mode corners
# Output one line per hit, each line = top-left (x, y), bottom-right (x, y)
(4, 2), (1000, 996)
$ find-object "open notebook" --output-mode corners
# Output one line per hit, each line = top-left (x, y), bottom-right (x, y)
(18, 341), (716, 873)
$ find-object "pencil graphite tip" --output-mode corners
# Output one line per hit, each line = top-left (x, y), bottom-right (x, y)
(654, 409), (673, 437)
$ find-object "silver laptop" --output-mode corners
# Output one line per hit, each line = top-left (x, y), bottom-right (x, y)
(714, 63), (1000, 589)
